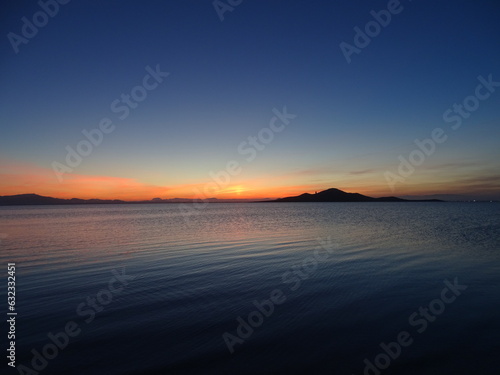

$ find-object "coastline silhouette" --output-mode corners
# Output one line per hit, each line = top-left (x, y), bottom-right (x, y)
(0, 188), (445, 205)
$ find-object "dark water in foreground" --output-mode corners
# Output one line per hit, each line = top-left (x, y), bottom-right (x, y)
(1, 202), (499, 375)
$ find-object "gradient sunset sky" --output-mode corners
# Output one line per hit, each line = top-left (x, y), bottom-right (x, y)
(1, 0), (499, 200)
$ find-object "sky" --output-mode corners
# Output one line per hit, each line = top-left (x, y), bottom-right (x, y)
(1, 0), (499, 200)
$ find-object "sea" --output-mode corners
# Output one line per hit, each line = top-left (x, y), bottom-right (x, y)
(0, 202), (499, 375)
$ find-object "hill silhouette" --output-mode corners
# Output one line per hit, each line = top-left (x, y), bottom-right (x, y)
(0, 194), (126, 206)
(271, 188), (442, 202)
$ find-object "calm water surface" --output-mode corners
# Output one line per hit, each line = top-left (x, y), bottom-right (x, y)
(0, 203), (499, 374)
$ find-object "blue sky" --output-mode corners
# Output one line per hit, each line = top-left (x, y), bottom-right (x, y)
(1, 0), (499, 200)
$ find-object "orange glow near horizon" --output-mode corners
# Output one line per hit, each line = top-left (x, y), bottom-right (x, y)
(0, 160), (326, 200)
(1, 159), (499, 201)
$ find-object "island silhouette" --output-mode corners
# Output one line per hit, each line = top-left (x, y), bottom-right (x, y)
(269, 188), (441, 202)
(0, 189), (444, 205)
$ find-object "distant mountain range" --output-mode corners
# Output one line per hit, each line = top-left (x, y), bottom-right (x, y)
(0, 189), (459, 206)
(270, 188), (442, 202)
(0, 194), (127, 206)
(0, 194), (251, 206)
